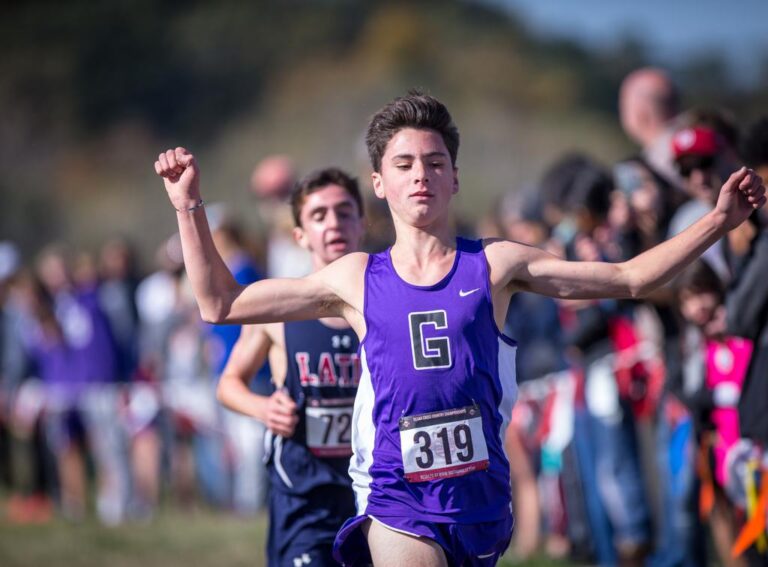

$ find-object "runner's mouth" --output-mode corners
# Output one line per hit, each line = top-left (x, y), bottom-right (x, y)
(326, 238), (348, 248)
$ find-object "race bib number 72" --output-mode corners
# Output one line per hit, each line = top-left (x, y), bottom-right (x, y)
(399, 404), (489, 482)
(305, 397), (354, 458)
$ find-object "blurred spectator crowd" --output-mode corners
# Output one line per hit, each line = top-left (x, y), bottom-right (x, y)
(1, 68), (768, 567)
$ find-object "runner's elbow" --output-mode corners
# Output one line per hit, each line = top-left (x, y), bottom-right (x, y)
(199, 283), (246, 324)
(628, 285), (648, 300)
(215, 380), (229, 405)
(198, 298), (232, 324)
(215, 376), (239, 409)
(215, 382), (225, 404)
(628, 274), (654, 299)
(620, 263), (651, 299)
(199, 306), (224, 324)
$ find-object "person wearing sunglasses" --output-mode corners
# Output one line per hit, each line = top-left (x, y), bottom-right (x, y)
(668, 125), (742, 281)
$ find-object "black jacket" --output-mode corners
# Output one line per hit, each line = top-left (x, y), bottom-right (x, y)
(726, 229), (768, 445)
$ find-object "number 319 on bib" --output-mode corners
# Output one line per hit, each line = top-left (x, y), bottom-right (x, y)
(399, 404), (489, 482)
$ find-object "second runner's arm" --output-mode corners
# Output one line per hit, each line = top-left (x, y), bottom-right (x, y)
(216, 325), (298, 437)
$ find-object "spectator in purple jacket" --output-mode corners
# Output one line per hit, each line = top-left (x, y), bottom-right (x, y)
(33, 245), (128, 524)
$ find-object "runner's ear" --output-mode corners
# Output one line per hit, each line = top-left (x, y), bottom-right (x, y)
(372, 172), (386, 200)
(293, 226), (310, 250)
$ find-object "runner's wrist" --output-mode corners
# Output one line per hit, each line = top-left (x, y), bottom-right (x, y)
(173, 198), (205, 213)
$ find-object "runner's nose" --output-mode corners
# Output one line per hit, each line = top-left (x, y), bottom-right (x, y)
(325, 209), (340, 229)
(412, 159), (429, 184)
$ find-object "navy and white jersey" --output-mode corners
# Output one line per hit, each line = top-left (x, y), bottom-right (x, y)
(267, 319), (360, 494)
(266, 319), (360, 566)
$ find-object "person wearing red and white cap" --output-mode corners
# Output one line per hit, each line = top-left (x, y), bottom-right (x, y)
(668, 125), (742, 280)
(672, 127), (723, 192)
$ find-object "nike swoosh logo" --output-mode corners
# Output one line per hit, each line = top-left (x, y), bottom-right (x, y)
(459, 288), (480, 297)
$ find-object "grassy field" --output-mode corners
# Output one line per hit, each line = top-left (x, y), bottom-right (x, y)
(0, 504), (575, 567)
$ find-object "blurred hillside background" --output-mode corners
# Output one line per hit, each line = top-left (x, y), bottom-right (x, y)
(2, 0), (767, 261)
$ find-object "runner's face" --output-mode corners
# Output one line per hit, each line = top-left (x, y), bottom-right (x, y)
(294, 184), (364, 266)
(372, 128), (458, 228)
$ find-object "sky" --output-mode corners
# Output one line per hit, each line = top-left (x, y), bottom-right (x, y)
(490, 0), (768, 86)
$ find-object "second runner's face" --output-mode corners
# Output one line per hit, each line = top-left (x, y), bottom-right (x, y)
(294, 184), (364, 266)
(372, 128), (458, 228)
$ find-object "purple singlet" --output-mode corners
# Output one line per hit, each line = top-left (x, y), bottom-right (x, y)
(335, 238), (518, 566)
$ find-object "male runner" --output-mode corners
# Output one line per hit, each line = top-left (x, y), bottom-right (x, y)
(155, 91), (765, 567)
(215, 167), (365, 566)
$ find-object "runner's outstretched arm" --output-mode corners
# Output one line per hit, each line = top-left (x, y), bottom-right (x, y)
(155, 147), (346, 324)
(488, 167), (766, 300)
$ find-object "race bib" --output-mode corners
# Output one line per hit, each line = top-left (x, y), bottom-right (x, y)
(305, 397), (354, 457)
(399, 404), (489, 482)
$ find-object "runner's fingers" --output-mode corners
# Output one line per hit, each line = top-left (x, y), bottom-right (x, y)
(275, 392), (297, 411)
(165, 149), (183, 174)
(158, 152), (170, 173)
(740, 174), (761, 195)
(748, 175), (762, 197)
(746, 184), (765, 205)
(175, 147), (192, 166)
(268, 415), (298, 435)
(165, 148), (177, 169)
(271, 410), (298, 424)
(272, 404), (296, 418)
(724, 167), (749, 193)
(738, 169), (754, 191)
(159, 158), (177, 180)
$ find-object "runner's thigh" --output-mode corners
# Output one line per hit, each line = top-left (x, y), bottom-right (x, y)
(363, 518), (449, 567)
